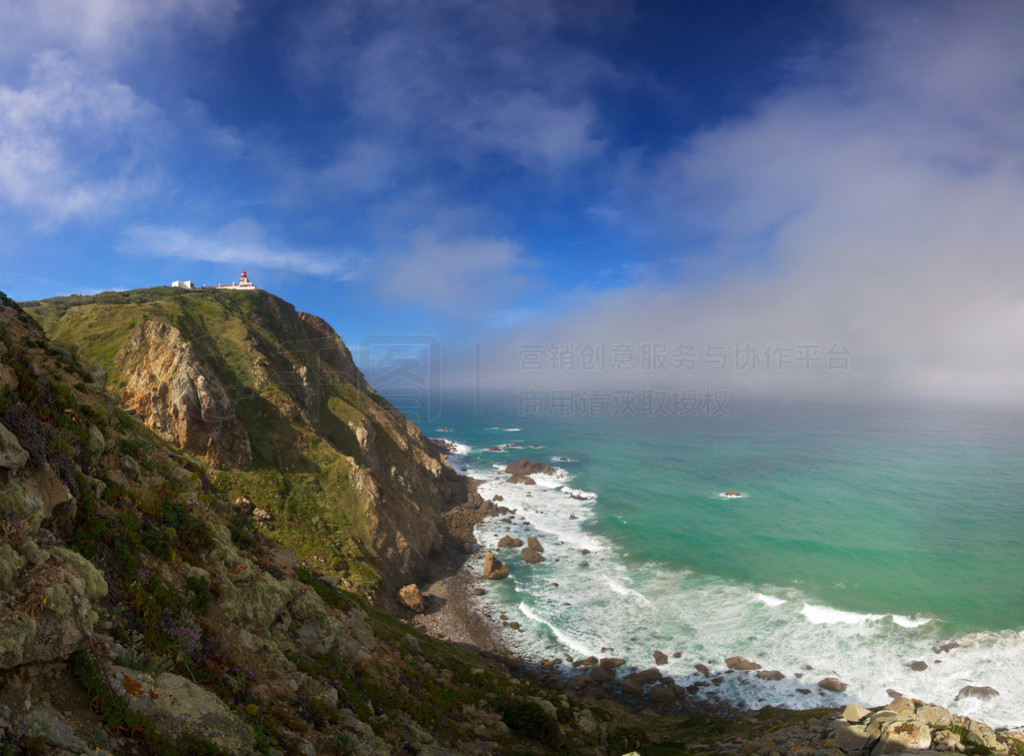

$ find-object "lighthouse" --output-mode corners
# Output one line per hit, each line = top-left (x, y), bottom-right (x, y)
(212, 269), (257, 291)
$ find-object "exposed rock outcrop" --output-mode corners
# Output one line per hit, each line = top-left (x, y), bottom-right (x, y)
(116, 320), (253, 469)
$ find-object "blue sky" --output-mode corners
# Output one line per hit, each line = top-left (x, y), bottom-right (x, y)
(3, 1), (1024, 406)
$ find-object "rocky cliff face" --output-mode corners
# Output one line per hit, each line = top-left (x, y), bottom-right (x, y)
(115, 319), (252, 469)
(23, 287), (480, 600)
(0, 290), (607, 754)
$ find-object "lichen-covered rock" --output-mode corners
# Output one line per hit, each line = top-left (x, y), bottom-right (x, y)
(106, 665), (256, 754)
(0, 421), (29, 469)
(0, 544), (107, 670)
(873, 720), (931, 753)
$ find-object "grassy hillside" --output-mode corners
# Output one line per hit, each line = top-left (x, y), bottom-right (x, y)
(22, 287), (470, 600)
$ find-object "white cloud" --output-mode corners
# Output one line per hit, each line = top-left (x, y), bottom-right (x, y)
(120, 219), (360, 281)
(287, 0), (618, 174)
(0, 52), (163, 226)
(0, 0), (239, 66)
(375, 220), (531, 314)
(476, 0), (1024, 404)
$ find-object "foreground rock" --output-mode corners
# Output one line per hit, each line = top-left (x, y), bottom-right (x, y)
(398, 583), (427, 613)
(728, 697), (1022, 756)
(106, 665), (256, 754)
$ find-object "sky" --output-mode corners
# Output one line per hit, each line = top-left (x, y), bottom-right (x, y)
(2, 0), (1024, 409)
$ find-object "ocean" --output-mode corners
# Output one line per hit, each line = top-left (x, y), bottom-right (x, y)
(418, 393), (1024, 728)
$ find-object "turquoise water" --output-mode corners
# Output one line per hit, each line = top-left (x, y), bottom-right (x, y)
(417, 393), (1024, 726)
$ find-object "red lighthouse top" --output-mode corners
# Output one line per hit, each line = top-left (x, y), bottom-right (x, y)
(240, 270), (248, 279)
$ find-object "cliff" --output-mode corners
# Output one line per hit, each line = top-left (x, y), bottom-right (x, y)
(5, 288), (1020, 755)
(22, 287), (485, 602)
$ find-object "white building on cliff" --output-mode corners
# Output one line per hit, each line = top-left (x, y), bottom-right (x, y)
(211, 270), (257, 291)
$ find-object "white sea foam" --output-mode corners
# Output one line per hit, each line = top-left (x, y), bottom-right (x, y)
(756, 593), (786, 607)
(459, 433), (1024, 729)
(801, 603), (884, 625)
(519, 603), (594, 658)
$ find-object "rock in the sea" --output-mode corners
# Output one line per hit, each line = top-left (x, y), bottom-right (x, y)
(521, 547), (545, 564)
(483, 551), (509, 580)
(526, 536), (543, 553)
(933, 640), (960, 654)
(398, 584), (426, 613)
(694, 663), (711, 676)
(653, 650), (668, 665)
(496, 535), (523, 548)
(817, 677), (847, 692)
(755, 669), (784, 681)
(908, 660), (928, 671)
(725, 656), (761, 671)
(505, 458), (555, 477)
(955, 685), (999, 701)
(599, 657), (625, 670)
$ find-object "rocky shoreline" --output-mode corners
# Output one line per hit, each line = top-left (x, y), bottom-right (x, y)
(403, 454), (1024, 752)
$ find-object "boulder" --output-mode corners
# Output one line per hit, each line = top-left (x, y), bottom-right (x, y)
(842, 702), (872, 723)
(755, 669), (784, 681)
(694, 663), (711, 676)
(873, 720), (931, 754)
(497, 535), (523, 548)
(526, 536), (543, 553)
(884, 697), (916, 717)
(653, 650), (668, 665)
(521, 547), (545, 564)
(590, 665), (616, 683)
(483, 551), (509, 580)
(398, 584), (426, 613)
(817, 677), (847, 692)
(933, 640), (959, 654)
(621, 673), (645, 695)
(599, 657), (625, 670)
(725, 656), (761, 671)
(648, 683), (676, 704)
(908, 660), (928, 671)
(0, 421), (29, 469)
(931, 730), (963, 752)
(505, 459), (555, 477)
(836, 723), (874, 752)
(915, 704), (953, 727)
(639, 667), (662, 684)
(106, 665), (255, 754)
(955, 685), (999, 701)
(959, 718), (1003, 752)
